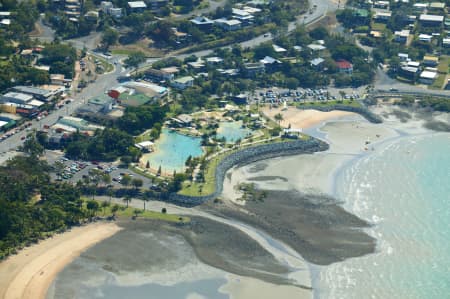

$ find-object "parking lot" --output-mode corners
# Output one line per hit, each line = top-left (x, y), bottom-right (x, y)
(250, 87), (365, 105)
(45, 150), (154, 190)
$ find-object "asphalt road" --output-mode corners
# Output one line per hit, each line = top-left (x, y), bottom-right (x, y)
(0, 55), (127, 154)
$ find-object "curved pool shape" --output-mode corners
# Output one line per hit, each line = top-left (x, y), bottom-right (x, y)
(144, 129), (203, 173)
(217, 121), (251, 143)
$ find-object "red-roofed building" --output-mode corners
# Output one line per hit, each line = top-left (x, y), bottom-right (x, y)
(336, 59), (353, 74)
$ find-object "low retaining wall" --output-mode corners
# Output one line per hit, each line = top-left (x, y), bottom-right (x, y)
(168, 138), (329, 207)
(297, 104), (383, 124)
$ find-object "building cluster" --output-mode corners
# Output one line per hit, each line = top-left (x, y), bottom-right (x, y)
(0, 11), (11, 27)
(190, 3), (263, 31)
(354, 0), (450, 85)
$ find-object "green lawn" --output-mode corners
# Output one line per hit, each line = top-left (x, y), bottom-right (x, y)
(371, 22), (387, 31)
(429, 74), (446, 90)
(437, 56), (450, 74)
(88, 198), (189, 222)
(179, 150), (232, 196)
(111, 49), (136, 55)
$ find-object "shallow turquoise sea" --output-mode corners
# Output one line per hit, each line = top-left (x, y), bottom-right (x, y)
(319, 133), (450, 299)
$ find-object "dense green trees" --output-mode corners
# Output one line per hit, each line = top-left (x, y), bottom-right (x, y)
(117, 104), (167, 136)
(0, 156), (87, 259)
(64, 128), (138, 162)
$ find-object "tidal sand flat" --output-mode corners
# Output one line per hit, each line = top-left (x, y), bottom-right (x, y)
(48, 218), (311, 299)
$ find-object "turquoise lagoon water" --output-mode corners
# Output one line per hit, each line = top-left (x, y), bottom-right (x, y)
(145, 129), (203, 173)
(318, 134), (450, 299)
(217, 121), (251, 143)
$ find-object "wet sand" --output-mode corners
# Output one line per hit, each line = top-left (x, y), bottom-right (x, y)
(48, 218), (311, 299)
(0, 222), (121, 299)
(217, 117), (401, 265)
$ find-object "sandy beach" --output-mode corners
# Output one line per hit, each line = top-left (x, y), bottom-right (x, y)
(0, 222), (121, 299)
(261, 106), (356, 129)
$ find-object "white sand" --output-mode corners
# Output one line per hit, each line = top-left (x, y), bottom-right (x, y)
(222, 119), (399, 198)
(0, 223), (121, 299)
(220, 274), (311, 299)
(261, 106), (356, 129)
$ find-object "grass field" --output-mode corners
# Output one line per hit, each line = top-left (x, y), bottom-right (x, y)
(429, 74), (446, 90)
(437, 55), (450, 74)
(371, 22), (387, 31)
(85, 198), (189, 222)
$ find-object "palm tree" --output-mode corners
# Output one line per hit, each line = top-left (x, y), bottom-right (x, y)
(123, 195), (131, 208)
(274, 113), (283, 126)
(54, 161), (65, 180)
(111, 204), (119, 217)
(101, 201), (110, 215)
(142, 191), (150, 211)
(339, 90), (346, 100)
(107, 187), (114, 203)
(132, 178), (143, 191)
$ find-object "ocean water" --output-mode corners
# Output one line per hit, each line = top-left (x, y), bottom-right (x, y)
(319, 133), (450, 299)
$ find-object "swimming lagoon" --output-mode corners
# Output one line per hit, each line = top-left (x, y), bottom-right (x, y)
(142, 129), (203, 173)
(217, 121), (251, 143)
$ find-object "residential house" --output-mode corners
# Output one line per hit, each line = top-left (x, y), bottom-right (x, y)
(394, 29), (410, 43)
(259, 56), (281, 71)
(171, 76), (194, 90)
(413, 3), (428, 12)
(418, 33), (433, 42)
(398, 53), (409, 61)
(336, 59), (353, 74)
(373, 0), (389, 9)
(419, 70), (437, 84)
(145, 68), (175, 82)
(399, 66), (420, 80)
(243, 62), (265, 77)
(423, 55), (439, 66)
(187, 59), (206, 71)
(205, 57), (224, 65)
(127, 1), (147, 13)
(443, 38), (450, 47)
(232, 8), (254, 24)
(109, 7), (123, 18)
(50, 74), (66, 86)
(100, 1), (113, 13)
(273, 44), (287, 54)
(373, 11), (392, 22)
(419, 14), (444, 26)
(307, 44), (326, 53)
(190, 16), (214, 28)
(310, 57), (325, 70)
(214, 18), (242, 31)
(148, 0), (169, 12)
(428, 2), (446, 13)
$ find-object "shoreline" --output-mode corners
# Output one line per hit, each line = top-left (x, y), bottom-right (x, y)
(0, 222), (121, 299)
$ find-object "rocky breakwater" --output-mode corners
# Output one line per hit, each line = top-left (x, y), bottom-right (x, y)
(169, 137), (329, 206)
